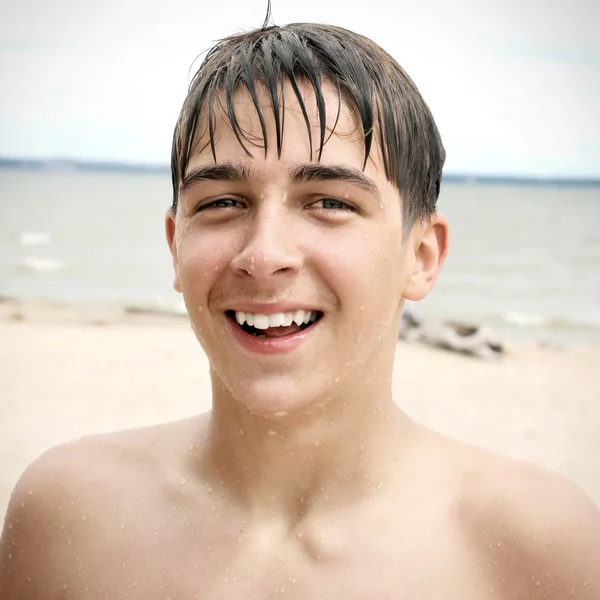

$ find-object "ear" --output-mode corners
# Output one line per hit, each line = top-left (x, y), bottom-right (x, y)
(165, 208), (182, 293)
(403, 212), (449, 302)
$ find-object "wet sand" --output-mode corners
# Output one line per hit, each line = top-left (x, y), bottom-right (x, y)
(1, 299), (599, 520)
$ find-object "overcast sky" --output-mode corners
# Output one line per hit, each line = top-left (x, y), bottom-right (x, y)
(1, 0), (598, 177)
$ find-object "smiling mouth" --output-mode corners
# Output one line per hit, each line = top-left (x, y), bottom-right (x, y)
(225, 310), (324, 338)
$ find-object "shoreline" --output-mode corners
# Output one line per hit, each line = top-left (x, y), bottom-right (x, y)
(1, 296), (596, 349)
(1, 298), (599, 519)
(0, 296), (189, 325)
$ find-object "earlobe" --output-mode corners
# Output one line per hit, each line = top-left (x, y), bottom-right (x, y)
(165, 209), (182, 293)
(403, 212), (449, 302)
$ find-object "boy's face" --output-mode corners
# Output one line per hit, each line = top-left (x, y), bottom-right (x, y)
(166, 81), (448, 416)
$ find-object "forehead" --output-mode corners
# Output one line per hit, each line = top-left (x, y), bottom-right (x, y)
(187, 79), (386, 180)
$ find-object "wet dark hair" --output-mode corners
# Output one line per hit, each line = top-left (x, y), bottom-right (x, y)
(171, 6), (445, 227)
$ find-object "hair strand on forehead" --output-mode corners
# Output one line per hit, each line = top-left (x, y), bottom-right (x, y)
(171, 18), (446, 231)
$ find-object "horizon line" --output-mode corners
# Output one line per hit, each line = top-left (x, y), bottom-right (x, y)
(1, 155), (599, 185)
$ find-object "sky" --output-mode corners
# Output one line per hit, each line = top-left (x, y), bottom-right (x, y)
(1, 0), (599, 177)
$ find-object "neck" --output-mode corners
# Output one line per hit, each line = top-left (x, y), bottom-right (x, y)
(196, 375), (417, 524)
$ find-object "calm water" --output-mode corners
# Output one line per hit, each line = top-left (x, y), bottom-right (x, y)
(1, 169), (599, 344)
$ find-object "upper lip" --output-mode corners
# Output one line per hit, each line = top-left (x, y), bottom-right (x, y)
(224, 302), (323, 314)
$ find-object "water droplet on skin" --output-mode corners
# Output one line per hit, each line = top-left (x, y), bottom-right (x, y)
(207, 485), (213, 493)
(238, 428), (244, 435)
(268, 429), (277, 437)
(180, 477), (188, 485)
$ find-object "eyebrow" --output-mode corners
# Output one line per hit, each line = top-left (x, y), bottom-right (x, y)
(179, 161), (254, 193)
(289, 163), (380, 199)
(179, 160), (381, 200)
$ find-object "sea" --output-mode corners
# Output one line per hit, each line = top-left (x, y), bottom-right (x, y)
(1, 167), (599, 345)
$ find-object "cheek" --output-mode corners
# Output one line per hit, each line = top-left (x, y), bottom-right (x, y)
(177, 234), (229, 294)
(333, 233), (403, 287)
(316, 235), (403, 304)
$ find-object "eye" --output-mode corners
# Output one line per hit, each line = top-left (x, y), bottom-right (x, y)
(195, 197), (245, 212)
(311, 198), (355, 211)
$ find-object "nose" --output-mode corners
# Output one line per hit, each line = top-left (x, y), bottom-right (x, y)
(230, 210), (303, 280)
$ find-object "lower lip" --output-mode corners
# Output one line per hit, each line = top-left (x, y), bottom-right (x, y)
(226, 316), (320, 355)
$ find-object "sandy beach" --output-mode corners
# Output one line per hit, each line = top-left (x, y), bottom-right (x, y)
(1, 299), (599, 522)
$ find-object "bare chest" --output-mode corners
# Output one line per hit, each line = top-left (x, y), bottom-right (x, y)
(62, 521), (493, 600)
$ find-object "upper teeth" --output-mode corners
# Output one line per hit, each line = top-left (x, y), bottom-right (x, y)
(235, 310), (318, 329)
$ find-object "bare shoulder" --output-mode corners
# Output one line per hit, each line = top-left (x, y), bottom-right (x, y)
(450, 440), (600, 599)
(0, 417), (203, 599)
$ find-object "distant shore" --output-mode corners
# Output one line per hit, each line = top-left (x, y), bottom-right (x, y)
(1, 156), (599, 187)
